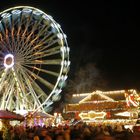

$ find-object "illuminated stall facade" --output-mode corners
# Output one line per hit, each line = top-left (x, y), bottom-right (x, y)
(65, 89), (140, 121)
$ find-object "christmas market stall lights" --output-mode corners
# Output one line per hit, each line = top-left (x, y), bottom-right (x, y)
(65, 89), (140, 122)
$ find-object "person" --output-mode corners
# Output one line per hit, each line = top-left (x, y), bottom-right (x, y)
(0, 131), (3, 140)
(55, 133), (64, 140)
(44, 135), (52, 140)
(33, 128), (47, 140)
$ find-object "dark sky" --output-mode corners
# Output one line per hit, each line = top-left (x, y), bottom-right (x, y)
(1, 0), (140, 91)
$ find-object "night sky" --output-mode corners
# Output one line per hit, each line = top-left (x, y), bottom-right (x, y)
(1, 0), (140, 91)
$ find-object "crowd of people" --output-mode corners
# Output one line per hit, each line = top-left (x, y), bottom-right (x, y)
(0, 121), (140, 140)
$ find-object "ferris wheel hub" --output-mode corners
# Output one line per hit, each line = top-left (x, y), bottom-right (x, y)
(4, 54), (14, 69)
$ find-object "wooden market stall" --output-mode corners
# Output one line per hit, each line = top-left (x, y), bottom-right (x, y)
(65, 89), (140, 122)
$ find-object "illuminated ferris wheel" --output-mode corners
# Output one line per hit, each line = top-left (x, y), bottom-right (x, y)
(0, 6), (70, 114)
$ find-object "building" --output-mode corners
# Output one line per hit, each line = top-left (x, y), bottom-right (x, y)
(65, 89), (140, 122)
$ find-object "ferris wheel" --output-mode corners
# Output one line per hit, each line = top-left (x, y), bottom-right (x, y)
(0, 6), (70, 114)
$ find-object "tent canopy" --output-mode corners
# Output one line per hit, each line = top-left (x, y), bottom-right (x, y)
(0, 110), (24, 121)
(25, 111), (54, 118)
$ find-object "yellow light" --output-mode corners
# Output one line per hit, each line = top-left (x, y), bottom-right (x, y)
(35, 60), (42, 63)
(0, 120), (3, 130)
(73, 93), (90, 97)
(79, 111), (106, 120)
(78, 89), (138, 104)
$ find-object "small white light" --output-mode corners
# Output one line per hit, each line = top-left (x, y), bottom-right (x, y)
(57, 33), (63, 39)
(11, 10), (21, 15)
